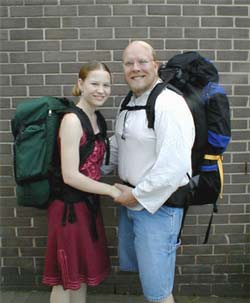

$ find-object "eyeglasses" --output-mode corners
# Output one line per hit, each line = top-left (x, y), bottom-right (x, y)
(123, 59), (153, 69)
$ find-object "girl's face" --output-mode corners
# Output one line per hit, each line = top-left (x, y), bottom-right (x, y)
(78, 69), (111, 108)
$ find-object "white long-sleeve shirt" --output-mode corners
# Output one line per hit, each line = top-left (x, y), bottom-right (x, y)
(102, 83), (195, 214)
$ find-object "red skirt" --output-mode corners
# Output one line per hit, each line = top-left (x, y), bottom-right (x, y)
(42, 200), (110, 290)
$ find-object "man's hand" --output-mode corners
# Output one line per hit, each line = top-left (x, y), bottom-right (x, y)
(114, 183), (138, 207)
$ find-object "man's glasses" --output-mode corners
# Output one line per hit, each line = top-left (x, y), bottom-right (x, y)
(123, 59), (152, 69)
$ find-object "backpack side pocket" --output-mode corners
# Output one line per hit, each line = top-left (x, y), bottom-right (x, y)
(14, 121), (48, 183)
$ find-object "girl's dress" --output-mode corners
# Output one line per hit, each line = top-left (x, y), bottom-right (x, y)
(43, 132), (110, 290)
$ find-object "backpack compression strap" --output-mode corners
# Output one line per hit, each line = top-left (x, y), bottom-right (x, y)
(204, 154), (224, 199)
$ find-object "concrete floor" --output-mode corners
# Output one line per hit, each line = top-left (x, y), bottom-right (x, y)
(1, 291), (249, 303)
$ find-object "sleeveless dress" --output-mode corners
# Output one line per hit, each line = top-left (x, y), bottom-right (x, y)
(42, 132), (110, 290)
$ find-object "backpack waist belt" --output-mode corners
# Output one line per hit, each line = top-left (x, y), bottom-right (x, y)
(204, 154), (224, 198)
(122, 181), (188, 208)
(54, 187), (100, 241)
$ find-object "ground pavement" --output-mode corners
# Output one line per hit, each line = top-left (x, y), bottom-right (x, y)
(1, 291), (249, 303)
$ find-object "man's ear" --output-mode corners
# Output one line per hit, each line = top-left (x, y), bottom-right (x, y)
(154, 60), (159, 74)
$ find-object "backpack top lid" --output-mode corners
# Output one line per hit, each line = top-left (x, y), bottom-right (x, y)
(11, 96), (74, 138)
(159, 51), (219, 89)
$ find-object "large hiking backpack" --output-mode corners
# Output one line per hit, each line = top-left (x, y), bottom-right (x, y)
(121, 51), (231, 243)
(11, 96), (109, 209)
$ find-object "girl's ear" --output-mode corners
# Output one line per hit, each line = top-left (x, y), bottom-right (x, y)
(78, 78), (83, 88)
(77, 78), (84, 96)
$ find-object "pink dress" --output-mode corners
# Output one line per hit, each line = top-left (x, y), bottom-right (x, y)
(43, 133), (110, 290)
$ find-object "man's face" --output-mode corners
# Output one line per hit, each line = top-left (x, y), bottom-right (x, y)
(123, 43), (159, 97)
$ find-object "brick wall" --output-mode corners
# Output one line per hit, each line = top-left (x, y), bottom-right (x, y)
(0, 0), (249, 297)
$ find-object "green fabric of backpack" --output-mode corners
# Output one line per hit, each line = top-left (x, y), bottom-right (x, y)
(11, 96), (75, 208)
(11, 96), (109, 209)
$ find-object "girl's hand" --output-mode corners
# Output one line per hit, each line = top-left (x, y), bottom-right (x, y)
(110, 185), (121, 199)
(113, 183), (138, 207)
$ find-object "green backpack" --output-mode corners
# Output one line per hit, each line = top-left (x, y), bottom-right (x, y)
(11, 96), (108, 209)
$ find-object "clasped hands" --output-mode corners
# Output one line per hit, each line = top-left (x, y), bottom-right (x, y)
(112, 183), (138, 207)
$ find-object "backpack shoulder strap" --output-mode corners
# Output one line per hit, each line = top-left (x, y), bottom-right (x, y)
(120, 91), (133, 111)
(95, 110), (110, 164)
(120, 79), (182, 129)
(95, 110), (107, 138)
(146, 81), (181, 129)
(67, 105), (94, 139)
(65, 106), (96, 166)
(120, 91), (150, 117)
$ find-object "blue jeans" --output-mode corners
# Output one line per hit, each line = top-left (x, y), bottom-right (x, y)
(118, 205), (183, 302)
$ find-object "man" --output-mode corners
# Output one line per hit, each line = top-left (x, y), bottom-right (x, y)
(103, 41), (195, 303)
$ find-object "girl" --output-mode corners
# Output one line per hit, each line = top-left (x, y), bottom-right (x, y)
(43, 62), (120, 303)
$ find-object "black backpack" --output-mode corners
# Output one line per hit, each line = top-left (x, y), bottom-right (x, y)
(121, 51), (231, 244)
(11, 97), (109, 211)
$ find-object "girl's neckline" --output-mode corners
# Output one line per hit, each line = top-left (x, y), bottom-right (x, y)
(76, 106), (100, 135)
